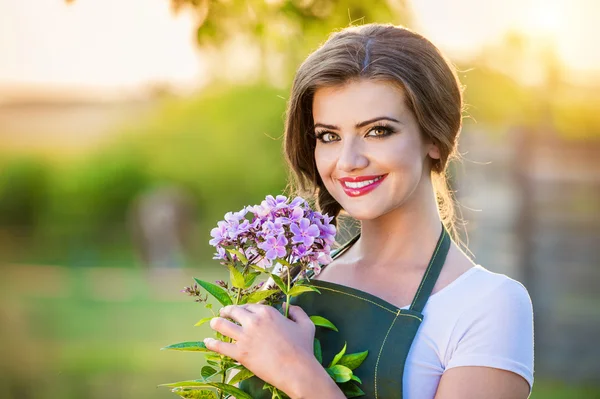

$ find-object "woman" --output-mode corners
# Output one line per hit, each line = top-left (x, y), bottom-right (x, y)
(204, 23), (534, 398)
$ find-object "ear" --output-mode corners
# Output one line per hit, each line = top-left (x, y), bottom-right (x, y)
(428, 142), (441, 160)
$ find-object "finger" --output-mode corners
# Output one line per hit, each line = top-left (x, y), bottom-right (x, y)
(204, 338), (238, 359)
(209, 317), (243, 341)
(240, 303), (275, 315)
(219, 305), (254, 325)
(286, 304), (312, 326)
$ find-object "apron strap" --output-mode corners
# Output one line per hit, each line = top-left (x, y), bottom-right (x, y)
(331, 232), (360, 260)
(409, 223), (451, 313)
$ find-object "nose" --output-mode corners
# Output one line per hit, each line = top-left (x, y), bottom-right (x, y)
(336, 137), (369, 173)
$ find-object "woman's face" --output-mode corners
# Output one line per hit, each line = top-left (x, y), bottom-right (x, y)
(312, 79), (440, 220)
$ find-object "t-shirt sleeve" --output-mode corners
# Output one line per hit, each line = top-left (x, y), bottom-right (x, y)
(444, 278), (535, 392)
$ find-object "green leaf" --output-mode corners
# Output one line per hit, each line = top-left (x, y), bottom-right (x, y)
(159, 380), (208, 388)
(338, 350), (369, 371)
(339, 382), (366, 398)
(205, 353), (221, 363)
(209, 383), (253, 399)
(228, 367), (254, 385)
(227, 248), (248, 264)
(326, 364), (353, 383)
(328, 342), (347, 368)
(288, 285), (320, 297)
(250, 265), (267, 273)
(351, 374), (362, 384)
(310, 315), (338, 332)
(194, 278), (233, 306)
(227, 265), (246, 289)
(313, 338), (322, 364)
(171, 387), (218, 399)
(201, 366), (218, 380)
(269, 273), (287, 294)
(194, 316), (214, 327)
(244, 289), (278, 304)
(244, 272), (261, 288)
(161, 341), (211, 352)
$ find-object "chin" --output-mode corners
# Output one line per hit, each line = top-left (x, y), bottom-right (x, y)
(339, 203), (386, 221)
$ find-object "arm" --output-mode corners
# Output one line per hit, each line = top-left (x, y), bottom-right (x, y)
(435, 279), (534, 399)
(434, 366), (530, 399)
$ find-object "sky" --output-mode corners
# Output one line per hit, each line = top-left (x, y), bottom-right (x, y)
(0, 0), (598, 99)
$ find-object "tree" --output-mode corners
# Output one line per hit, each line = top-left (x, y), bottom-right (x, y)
(173, 0), (411, 82)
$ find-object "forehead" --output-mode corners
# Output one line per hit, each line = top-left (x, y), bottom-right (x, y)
(312, 79), (409, 123)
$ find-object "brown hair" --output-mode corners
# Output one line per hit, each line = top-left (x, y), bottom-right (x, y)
(284, 23), (464, 246)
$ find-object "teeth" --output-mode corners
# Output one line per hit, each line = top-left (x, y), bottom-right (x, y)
(344, 176), (382, 189)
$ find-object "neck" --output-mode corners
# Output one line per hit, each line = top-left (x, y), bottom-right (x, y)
(355, 175), (444, 270)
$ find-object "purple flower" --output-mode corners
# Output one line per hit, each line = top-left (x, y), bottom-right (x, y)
(291, 244), (314, 263)
(226, 220), (241, 239)
(262, 219), (285, 237)
(289, 196), (306, 208)
(316, 220), (336, 245)
(315, 249), (333, 265)
(280, 206), (304, 225)
(258, 234), (288, 260)
(208, 194), (336, 275)
(265, 195), (289, 211)
(209, 221), (228, 246)
(212, 246), (227, 260)
(247, 203), (270, 219)
(310, 262), (322, 276)
(290, 218), (320, 247)
(224, 209), (247, 223)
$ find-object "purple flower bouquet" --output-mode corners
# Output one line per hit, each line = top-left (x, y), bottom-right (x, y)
(160, 195), (368, 399)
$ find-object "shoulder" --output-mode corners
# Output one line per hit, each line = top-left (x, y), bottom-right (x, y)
(445, 265), (534, 342)
(467, 266), (533, 312)
(440, 265), (532, 309)
(426, 265), (533, 317)
(442, 265), (535, 392)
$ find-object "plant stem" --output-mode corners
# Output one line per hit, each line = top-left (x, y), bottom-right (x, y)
(219, 270), (244, 399)
(219, 362), (226, 399)
(285, 266), (291, 319)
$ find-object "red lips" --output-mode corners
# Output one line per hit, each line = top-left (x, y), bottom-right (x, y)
(338, 174), (387, 197)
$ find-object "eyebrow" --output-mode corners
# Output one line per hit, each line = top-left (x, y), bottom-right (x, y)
(313, 116), (401, 130)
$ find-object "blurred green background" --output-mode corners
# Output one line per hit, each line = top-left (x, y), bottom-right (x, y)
(1, 0), (599, 398)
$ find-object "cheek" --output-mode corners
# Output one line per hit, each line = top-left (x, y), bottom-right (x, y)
(314, 146), (333, 176)
(314, 147), (339, 194)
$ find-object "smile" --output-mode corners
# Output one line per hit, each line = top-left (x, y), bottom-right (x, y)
(339, 175), (387, 197)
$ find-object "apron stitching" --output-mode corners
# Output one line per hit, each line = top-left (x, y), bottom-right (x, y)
(314, 286), (396, 314)
(312, 286), (423, 321)
(410, 228), (446, 309)
(374, 309), (401, 399)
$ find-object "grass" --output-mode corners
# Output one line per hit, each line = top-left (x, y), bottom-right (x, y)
(0, 264), (223, 399)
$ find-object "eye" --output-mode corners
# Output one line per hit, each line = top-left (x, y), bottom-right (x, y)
(366, 124), (394, 138)
(315, 131), (339, 143)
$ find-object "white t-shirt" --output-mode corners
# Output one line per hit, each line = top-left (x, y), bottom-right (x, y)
(400, 264), (535, 398)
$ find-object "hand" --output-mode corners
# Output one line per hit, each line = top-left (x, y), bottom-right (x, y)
(205, 303), (318, 396)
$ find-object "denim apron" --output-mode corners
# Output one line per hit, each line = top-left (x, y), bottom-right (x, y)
(240, 224), (451, 398)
